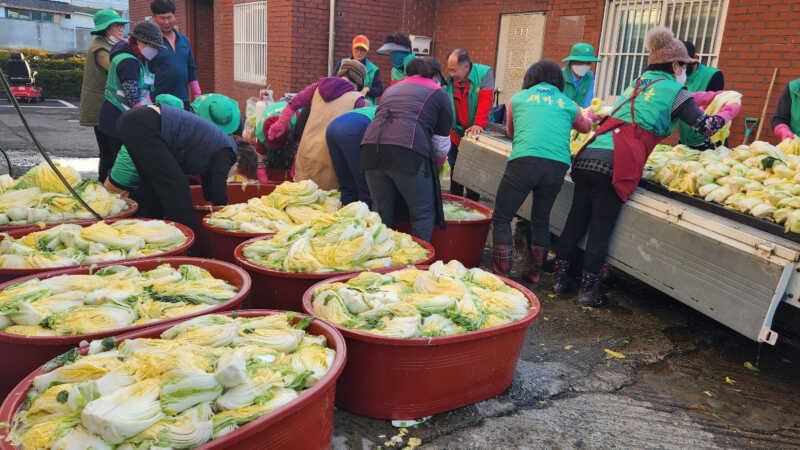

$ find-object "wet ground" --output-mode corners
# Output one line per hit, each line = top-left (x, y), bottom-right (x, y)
(1, 99), (800, 449)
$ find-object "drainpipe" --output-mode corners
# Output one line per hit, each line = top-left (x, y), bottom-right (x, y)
(327, 0), (335, 76)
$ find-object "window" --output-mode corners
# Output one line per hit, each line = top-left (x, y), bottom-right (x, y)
(596, 0), (729, 99)
(234, 1), (267, 85)
(5, 7), (54, 22)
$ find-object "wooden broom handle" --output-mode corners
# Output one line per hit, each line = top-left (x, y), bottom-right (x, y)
(755, 68), (779, 142)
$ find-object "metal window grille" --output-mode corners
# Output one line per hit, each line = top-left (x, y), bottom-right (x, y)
(596, 0), (729, 99)
(234, 2), (267, 85)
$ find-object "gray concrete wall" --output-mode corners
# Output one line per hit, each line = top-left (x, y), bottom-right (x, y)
(0, 18), (91, 53)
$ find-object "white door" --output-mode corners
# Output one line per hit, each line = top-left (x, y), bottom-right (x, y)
(495, 12), (547, 107)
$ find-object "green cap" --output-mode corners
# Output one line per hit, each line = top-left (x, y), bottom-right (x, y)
(155, 94), (184, 109)
(92, 9), (128, 33)
(191, 94), (241, 135)
(562, 43), (600, 63)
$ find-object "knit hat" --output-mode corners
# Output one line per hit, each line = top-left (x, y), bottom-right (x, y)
(261, 115), (287, 149)
(191, 93), (242, 135)
(646, 26), (698, 65)
(92, 9), (128, 34)
(337, 59), (367, 89)
(131, 20), (165, 48)
(352, 35), (369, 51)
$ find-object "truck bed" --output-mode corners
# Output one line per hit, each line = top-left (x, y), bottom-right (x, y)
(456, 132), (800, 345)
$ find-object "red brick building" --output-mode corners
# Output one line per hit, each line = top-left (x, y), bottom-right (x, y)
(129, 0), (800, 143)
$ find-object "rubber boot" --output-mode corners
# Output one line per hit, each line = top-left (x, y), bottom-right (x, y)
(525, 246), (548, 285)
(552, 258), (572, 294)
(492, 244), (513, 277)
(578, 271), (607, 307)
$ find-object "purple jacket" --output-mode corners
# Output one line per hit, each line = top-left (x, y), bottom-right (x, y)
(361, 76), (452, 159)
(289, 77), (366, 111)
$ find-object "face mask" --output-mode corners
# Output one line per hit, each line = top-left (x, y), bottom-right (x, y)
(391, 52), (408, 69)
(140, 46), (159, 61)
(107, 35), (121, 45)
(675, 67), (687, 85)
(572, 64), (590, 78)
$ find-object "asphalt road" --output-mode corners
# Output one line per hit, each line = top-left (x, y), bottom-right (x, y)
(0, 97), (98, 177)
(0, 98), (799, 449)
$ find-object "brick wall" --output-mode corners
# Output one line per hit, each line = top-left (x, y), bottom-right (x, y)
(129, 0), (190, 32)
(194, 0), (215, 90)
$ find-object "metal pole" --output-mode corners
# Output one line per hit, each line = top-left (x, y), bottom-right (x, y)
(327, 0), (335, 76)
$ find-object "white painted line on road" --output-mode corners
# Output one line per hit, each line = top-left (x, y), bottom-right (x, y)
(56, 99), (77, 108)
(0, 105), (73, 109)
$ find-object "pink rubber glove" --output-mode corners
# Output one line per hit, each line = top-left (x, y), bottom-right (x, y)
(189, 80), (202, 99)
(692, 91), (722, 109)
(257, 167), (269, 184)
(268, 104), (295, 142)
(715, 103), (741, 123)
(585, 108), (600, 123)
(774, 123), (797, 141)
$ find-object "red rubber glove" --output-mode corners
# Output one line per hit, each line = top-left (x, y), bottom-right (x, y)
(774, 123), (797, 141)
(715, 103), (741, 123)
(692, 91), (722, 110)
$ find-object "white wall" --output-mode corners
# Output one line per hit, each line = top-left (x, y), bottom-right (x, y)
(0, 17), (91, 53)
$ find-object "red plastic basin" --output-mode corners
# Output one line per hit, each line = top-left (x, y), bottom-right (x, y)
(200, 218), (274, 264)
(0, 197), (139, 233)
(0, 218), (195, 285)
(302, 266), (540, 419)
(190, 183), (277, 259)
(0, 256), (250, 399)
(394, 194), (492, 268)
(234, 235), (436, 312)
(0, 309), (345, 450)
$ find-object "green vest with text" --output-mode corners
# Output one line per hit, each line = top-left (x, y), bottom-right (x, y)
(592, 71), (684, 151)
(561, 66), (593, 108)
(509, 82), (578, 165)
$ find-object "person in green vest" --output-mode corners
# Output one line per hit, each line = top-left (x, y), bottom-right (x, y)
(96, 21), (163, 184)
(333, 35), (384, 104)
(79, 9), (129, 183)
(553, 27), (740, 307)
(491, 59), (592, 284)
(377, 32), (414, 84)
(445, 48), (495, 201)
(678, 40), (725, 149)
(772, 80), (800, 142)
(325, 106), (376, 205)
(561, 42), (600, 108)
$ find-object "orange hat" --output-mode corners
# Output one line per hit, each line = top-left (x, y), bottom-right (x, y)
(352, 35), (369, 51)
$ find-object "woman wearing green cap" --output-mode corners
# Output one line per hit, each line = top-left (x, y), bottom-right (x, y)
(562, 42), (601, 108)
(105, 93), (244, 230)
(79, 9), (128, 181)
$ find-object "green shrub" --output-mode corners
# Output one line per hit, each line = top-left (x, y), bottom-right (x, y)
(1, 50), (85, 98)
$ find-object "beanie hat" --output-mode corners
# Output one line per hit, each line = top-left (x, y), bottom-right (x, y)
(337, 59), (367, 89)
(262, 115), (287, 149)
(646, 26), (697, 65)
(131, 21), (165, 48)
(352, 35), (369, 51)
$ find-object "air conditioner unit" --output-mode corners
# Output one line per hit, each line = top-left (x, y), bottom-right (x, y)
(410, 35), (432, 56)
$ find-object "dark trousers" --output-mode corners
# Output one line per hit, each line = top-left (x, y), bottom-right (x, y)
(94, 126), (122, 183)
(326, 113), (372, 206)
(492, 157), (568, 248)
(556, 169), (624, 274)
(448, 143), (480, 201)
(365, 164), (435, 242)
(117, 107), (233, 231)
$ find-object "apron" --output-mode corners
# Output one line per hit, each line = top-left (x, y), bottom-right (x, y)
(574, 78), (665, 202)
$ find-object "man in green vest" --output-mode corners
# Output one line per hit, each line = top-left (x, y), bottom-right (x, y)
(445, 48), (494, 201)
(333, 35), (383, 104)
(562, 42), (600, 108)
(678, 40), (725, 149)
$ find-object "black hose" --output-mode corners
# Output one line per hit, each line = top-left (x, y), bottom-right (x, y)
(0, 67), (101, 219)
(0, 145), (14, 178)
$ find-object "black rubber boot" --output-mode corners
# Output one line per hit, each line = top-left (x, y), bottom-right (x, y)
(552, 258), (572, 294)
(578, 271), (607, 307)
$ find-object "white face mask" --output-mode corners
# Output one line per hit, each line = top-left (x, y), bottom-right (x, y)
(140, 46), (159, 61)
(572, 64), (590, 78)
(107, 35), (121, 45)
(675, 67), (687, 85)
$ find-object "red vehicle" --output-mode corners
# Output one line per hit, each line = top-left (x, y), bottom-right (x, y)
(7, 53), (44, 103)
